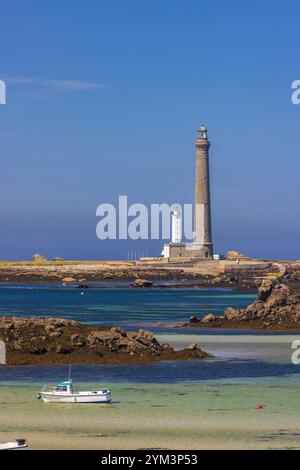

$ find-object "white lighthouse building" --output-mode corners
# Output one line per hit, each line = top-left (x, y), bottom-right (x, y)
(171, 209), (182, 244)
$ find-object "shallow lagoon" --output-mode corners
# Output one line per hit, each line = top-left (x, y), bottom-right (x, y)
(0, 287), (300, 449)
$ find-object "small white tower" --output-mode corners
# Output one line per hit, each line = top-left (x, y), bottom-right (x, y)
(171, 209), (182, 244)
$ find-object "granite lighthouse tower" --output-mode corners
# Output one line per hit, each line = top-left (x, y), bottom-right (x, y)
(162, 124), (214, 261)
(193, 125), (213, 258)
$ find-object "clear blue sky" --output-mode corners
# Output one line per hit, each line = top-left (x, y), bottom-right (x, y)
(0, 0), (299, 260)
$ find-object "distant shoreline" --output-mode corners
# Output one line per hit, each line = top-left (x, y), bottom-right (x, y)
(0, 258), (280, 290)
(0, 260), (300, 290)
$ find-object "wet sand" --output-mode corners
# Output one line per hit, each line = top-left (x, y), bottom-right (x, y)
(1, 379), (300, 450)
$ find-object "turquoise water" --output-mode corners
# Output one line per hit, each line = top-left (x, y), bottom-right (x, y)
(0, 285), (299, 384)
(1, 335), (300, 449)
(0, 284), (255, 327)
(2, 376), (300, 449)
(1, 286), (300, 448)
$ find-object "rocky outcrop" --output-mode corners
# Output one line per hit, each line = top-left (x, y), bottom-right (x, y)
(0, 316), (77, 331)
(226, 250), (251, 261)
(224, 280), (300, 325)
(190, 312), (223, 323)
(223, 307), (241, 321)
(132, 279), (154, 288)
(200, 313), (220, 323)
(0, 316), (210, 365)
(283, 263), (300, 282)
(62, 277), (77, 283)
(185, 280), (300, 331)
(188, 313), (223, 326)
(184, 341), (198, 350)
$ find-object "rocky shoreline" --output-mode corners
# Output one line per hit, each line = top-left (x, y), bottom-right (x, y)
(1, 259), (300, 292)
(0, 316), (210, 366)
(182, 279), (300, 331)
(0, 266), (250, 289)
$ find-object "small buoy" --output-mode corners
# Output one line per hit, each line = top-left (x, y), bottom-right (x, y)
(256, 403), (263, 410)
(81, 292), (84, 295)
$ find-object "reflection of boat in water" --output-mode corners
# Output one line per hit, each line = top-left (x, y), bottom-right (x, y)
(0, 438), (27, 450)
(37, 367), (112, 404)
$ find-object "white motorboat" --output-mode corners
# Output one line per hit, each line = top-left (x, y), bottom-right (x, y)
(37, 368), (112, 403)
(0, 438), (27, 450)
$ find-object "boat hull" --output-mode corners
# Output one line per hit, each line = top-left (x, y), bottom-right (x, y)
(0, 439), (27, 450)
(41, 392), (111, 403)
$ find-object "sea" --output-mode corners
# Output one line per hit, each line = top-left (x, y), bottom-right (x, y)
(0, 284), (300, 449)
